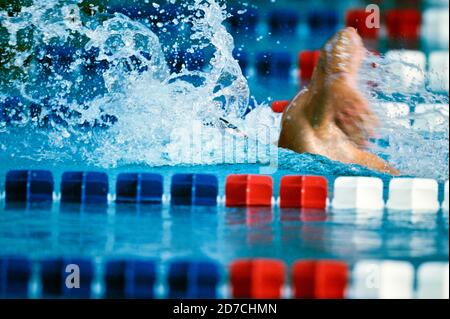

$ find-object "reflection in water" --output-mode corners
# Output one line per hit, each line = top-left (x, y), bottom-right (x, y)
(0, 204), (448, 265)
(5, 201), (53, 212)
(225, 207), (274, 246)
(60, 203), (108, 215)
(225, 207), (273, 226)
(280, 209), (327, 223)
(115, 203), (164, 216)
(110, 205), (164, 258)
(245, 207), (274, 245)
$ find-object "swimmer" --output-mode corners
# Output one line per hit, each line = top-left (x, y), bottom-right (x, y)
(278, 27), (400, 175)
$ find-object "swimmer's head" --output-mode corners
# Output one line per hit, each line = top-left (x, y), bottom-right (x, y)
(321, 27), (366, 77)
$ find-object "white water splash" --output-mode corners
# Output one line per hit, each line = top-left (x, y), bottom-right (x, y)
(0, 0), (261, 167)
(359, 52), (449, 180)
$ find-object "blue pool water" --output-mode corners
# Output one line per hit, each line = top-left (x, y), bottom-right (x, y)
(0, 0), (449, 298)
(0, 161), (448, 265)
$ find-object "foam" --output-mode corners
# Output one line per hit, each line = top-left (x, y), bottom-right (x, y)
(384, 50), (426, 93)
(0, 0), (253, 167)
(361, 53), (449, 181)
(375, 102), (410, 128)
(428, 51), (449, 92)
(413, 103), (449, 132)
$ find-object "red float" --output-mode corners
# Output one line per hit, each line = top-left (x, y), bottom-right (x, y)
(230, 259), (286, 299)
(298, 50), (321, 81)
(225, 175), (273, 207)
(279, 176), (328, 209)
(291, 260), (316, 298)
(292, 260), (349, 299)
(386, 9), (421, 40)
(315, 261), (349, 299)
(346, 9), (379, 39)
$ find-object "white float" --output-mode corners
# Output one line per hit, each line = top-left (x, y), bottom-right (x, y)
(379, 261), (414, 299)
(386, 178), (440, 212)
(417, 262), (449, 299)
(332, 177), (384, 211)
(351, 260), (382, 299)
(351, 260), (414, 299)
(421, 8), (449, 49)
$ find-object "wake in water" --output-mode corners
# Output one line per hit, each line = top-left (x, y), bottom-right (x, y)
(0, 0), (448, 180)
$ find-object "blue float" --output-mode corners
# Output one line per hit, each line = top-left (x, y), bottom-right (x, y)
(268, 9), (300, 35)
(61, 172), (109, 205)
(5, 170), (54, 203)
(171, 174), (218, 206)
(0, 257), (32, 297)
(307, 9), (339, 34)
(256, 51), (292, 79)
(168, 260), (220, 299)
(116, 173), (163, 204)
(104, 259), (156, 299)
(40, 258), (94, 298)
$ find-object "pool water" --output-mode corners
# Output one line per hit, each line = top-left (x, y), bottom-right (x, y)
(1, 163), (448, 263)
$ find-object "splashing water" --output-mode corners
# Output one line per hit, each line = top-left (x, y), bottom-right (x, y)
(0, 0), (253, 166)
(359, 52), (449, 180)
(0, 0), (448, 180)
